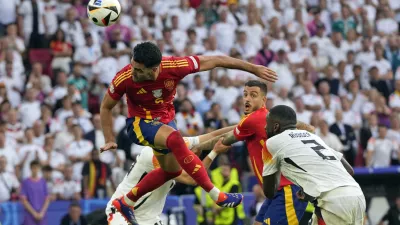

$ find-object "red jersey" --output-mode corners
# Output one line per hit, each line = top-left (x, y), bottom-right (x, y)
(107, 56), (200, 123)
(233, 107), (292, 189)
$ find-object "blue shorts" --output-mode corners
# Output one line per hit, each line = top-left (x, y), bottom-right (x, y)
(255, 185), (308, 225)
(126, 117), (177, 155)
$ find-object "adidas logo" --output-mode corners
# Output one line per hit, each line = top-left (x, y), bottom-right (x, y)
(192, 164), (201, 174)
(137, 88), (147, 94)
(222, 202), (235, 207)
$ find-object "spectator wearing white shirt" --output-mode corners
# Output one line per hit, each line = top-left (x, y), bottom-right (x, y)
(347, 79), (368, 114)
(327, 32), (349, 66)
(194, 11), (208, 44)
(309, 23), (331, 56)
(214, 75), (240, 114)
(170, 15), (188, 54)
(54, 164), (81, 200)
(27, 62), (52, 95)
(0, 131), (19, 175)
(274, 87), (295, 109)
(72, 102), (93, 134)
(233, 30), (257, 59)
(318, 80), (341, 112)
(92, 42), (119, 85)
(42, 0), (58, 36)
(18, 128), (47, 179)
(73, 33), (102, 78)
(54, 116), (74, 153)
(344, 29), (361, 52)
(196, 87), (215, 116)
(3, 24), (26, 55)
(48, 71), (68, 106)
(108, 28), (131, 69)
(169, 0), (196, 31)
(309, 42), (329, 74)
(59, 7), (85, 48)
(32, 120), (46, 147)
(240, 12), (263, 51)
(18, 0), (48, 47)
(176, 99), (204, 136)
(187, 75), (205, 106)
(366, 124), (399, 167)
(210, 8), (236, 54)
(0, 0), (20, 36)
(301, 80), (323, 112)
(66, 125), (93, 180)
(268, 49), (295, 90)
(1, 62), (23, 107)
(19, 88), (41, 128)
(226, 96), (244, 125)
(186, 29), (206, 55)
(341, 97), (362, 130)
(112, 102), (126, 135)
(389, 80), (400, 113)
(372, 42), (393, 80)
(42, 135), (65, 178)
(317, 120), (344, 152)
(0, 156), (19, 203)
(376, 6), (399, 35)
(294, 97), (312, 124)
(6, 108), (24, 143)
(55, 96), (74, 127)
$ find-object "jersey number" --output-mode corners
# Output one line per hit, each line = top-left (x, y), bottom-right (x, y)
(155, 98), (164, 104)
(301, 140), (336, 160)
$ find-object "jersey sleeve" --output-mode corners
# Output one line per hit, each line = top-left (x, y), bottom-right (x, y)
(233, 116), (256, 141)
(262, 136), (280, 176)
(161, 56), (200, 79)
(107, 66), (131, 100)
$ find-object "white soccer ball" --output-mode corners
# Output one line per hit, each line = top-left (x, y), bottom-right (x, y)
(87, 0), (121, 27)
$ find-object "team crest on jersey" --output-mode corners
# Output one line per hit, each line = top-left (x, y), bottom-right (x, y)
(152, 89), (163, 98)
(164, 79), (174, 91)
(109, 83), (115, 93)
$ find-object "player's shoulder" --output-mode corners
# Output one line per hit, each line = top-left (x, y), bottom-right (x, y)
(112, 64), (132, 85)
(240, 107), (268, 126)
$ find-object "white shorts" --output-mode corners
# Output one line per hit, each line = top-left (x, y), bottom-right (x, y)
(107, 212), (164, 225)
(312, 186), (366, 225)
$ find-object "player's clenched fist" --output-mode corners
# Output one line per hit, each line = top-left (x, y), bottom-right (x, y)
(100, 142), (118, 153)
(253, 65), (277, 83)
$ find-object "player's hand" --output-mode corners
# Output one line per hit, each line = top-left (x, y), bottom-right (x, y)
(253, 65), (277, 83)
(213, 138), (231, 154)
(100, 142), (118, 153)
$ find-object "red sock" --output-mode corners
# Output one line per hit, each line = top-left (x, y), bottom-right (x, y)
(166, 131), (214, 192)
(126, 169), (182, 202)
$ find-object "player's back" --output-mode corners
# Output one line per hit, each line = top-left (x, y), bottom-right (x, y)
(108, 56), (200, 123)
(266, 130), (360, 199)
(106, 147), (174, 223)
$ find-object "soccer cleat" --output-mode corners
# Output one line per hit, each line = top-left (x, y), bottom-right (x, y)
(112, 198), (139, 225)
(216, 192), (243, 208)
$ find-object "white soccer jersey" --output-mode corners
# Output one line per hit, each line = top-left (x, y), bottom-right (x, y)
(106, 147), (174, 224)
(263, 130), (360, 199)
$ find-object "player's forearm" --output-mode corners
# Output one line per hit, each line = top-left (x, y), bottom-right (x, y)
(197, 125), (236, 143)
(296, 121), (315, 133)
(214, 55), (257, 73)
(100, 107), (115, 143)
(221, 131), (238, 146)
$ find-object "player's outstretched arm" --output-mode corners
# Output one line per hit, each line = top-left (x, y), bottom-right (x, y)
(175, 138), (230, 185)
(296, 121), (315, 133)
(192, 130), (238, 154)
(99, 93), (119, 152)
(196, 125), (236, 144)
(197, 55), (277, 83)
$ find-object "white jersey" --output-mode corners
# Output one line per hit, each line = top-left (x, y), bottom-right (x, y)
(263, 130), (361, 199)
(106, 147), (174, 224)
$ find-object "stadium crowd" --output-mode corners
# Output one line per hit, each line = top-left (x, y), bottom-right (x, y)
(0, 0), (399, 213)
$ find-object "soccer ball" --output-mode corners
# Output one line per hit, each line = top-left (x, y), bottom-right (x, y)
(87, 0), (121, 27)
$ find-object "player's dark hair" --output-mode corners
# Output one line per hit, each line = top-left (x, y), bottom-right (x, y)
(133, 42), (162, 68)
(268, 105), (297, 130)
(245, 80), (268, 95)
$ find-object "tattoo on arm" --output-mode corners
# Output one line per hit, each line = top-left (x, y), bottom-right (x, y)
(221, 131), (238, 146)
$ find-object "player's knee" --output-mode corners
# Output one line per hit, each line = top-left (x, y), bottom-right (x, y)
(166, 130), (185, 149)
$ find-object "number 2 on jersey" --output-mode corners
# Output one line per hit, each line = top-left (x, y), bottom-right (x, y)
(301, 140), (337, 160)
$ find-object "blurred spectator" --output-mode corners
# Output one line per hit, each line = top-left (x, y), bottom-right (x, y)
(82, 149), (113, 199)
(210, 7), (236, 54)
(3, 24), (26, 54)
(176, 98), (204, 136)
(214, 75), (239, 114)
(317, 120), (344, 152)
(28, 62), (52, 96)
(18, 128), (47, 179)
(54, 164), (81, 201)
(302, 80), (323, 112)
(18, 0), (48, 48)
(366, 124), (399, 167)
(268, 49), (294, 90)
(253, 36), (275, 67)
(204, 103), (228, 132)
(49, 29), (73, 74)
(42, 135), (65, 177)
(60, 7), (85, 48)
(0, 156), (19, 202)
(66, 125), (93, 180)
(20, 160), (51, 225)
(54, 116), (74, 152)
(389, 80), (400, 113)
(19, 88), (42, 127)
(42, 165), (57, 200)
(196, 87), (215, 116)
(0, 131), (19, 174)
(60, 201), (88, 225)
(369, 66), (391, 99)
(294, 97), (312, 124)
(92, 42), (119, 85)
(73, 33), (101, 78)
(332, 4), (357, 39)
(341, 97), (362, 130)
(226, 96), (244, 125)
(187, 74), (205, 105)
(32, 120), (46, 146)
(72, 101), (93, 134)
(329, 110), (357, 165)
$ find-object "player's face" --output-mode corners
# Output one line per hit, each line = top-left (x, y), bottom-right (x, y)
(243, 86), (266, 115)
(131, 59), (158, 82)
(265, 113), (279, 138)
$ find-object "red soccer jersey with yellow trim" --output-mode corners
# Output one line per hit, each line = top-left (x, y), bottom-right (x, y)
(107, 56), (200, 123)
(233, 107), (292, 189)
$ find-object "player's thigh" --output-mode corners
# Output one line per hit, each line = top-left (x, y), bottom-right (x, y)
(108, 212), (129, 225)
(264, 185), (307, 225)
(126, 117), (176, 149)
(155, 152), (181, 173)
(255, 199), (272, 224)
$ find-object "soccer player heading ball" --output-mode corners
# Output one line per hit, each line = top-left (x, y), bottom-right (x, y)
(99, 41), (277, 224)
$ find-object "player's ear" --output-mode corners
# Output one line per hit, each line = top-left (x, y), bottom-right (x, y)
(273, 123), (280, 133)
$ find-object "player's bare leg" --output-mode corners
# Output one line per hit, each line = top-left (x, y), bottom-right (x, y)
(117, 124), (242, 209)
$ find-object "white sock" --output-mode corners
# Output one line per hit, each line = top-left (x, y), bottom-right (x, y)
(208, 187), (222, 201)
(184, 136), (200, 149)
(123, 195), (136, 206)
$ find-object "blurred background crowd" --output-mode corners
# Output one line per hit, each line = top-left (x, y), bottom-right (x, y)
(0, 0), (400, 224)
